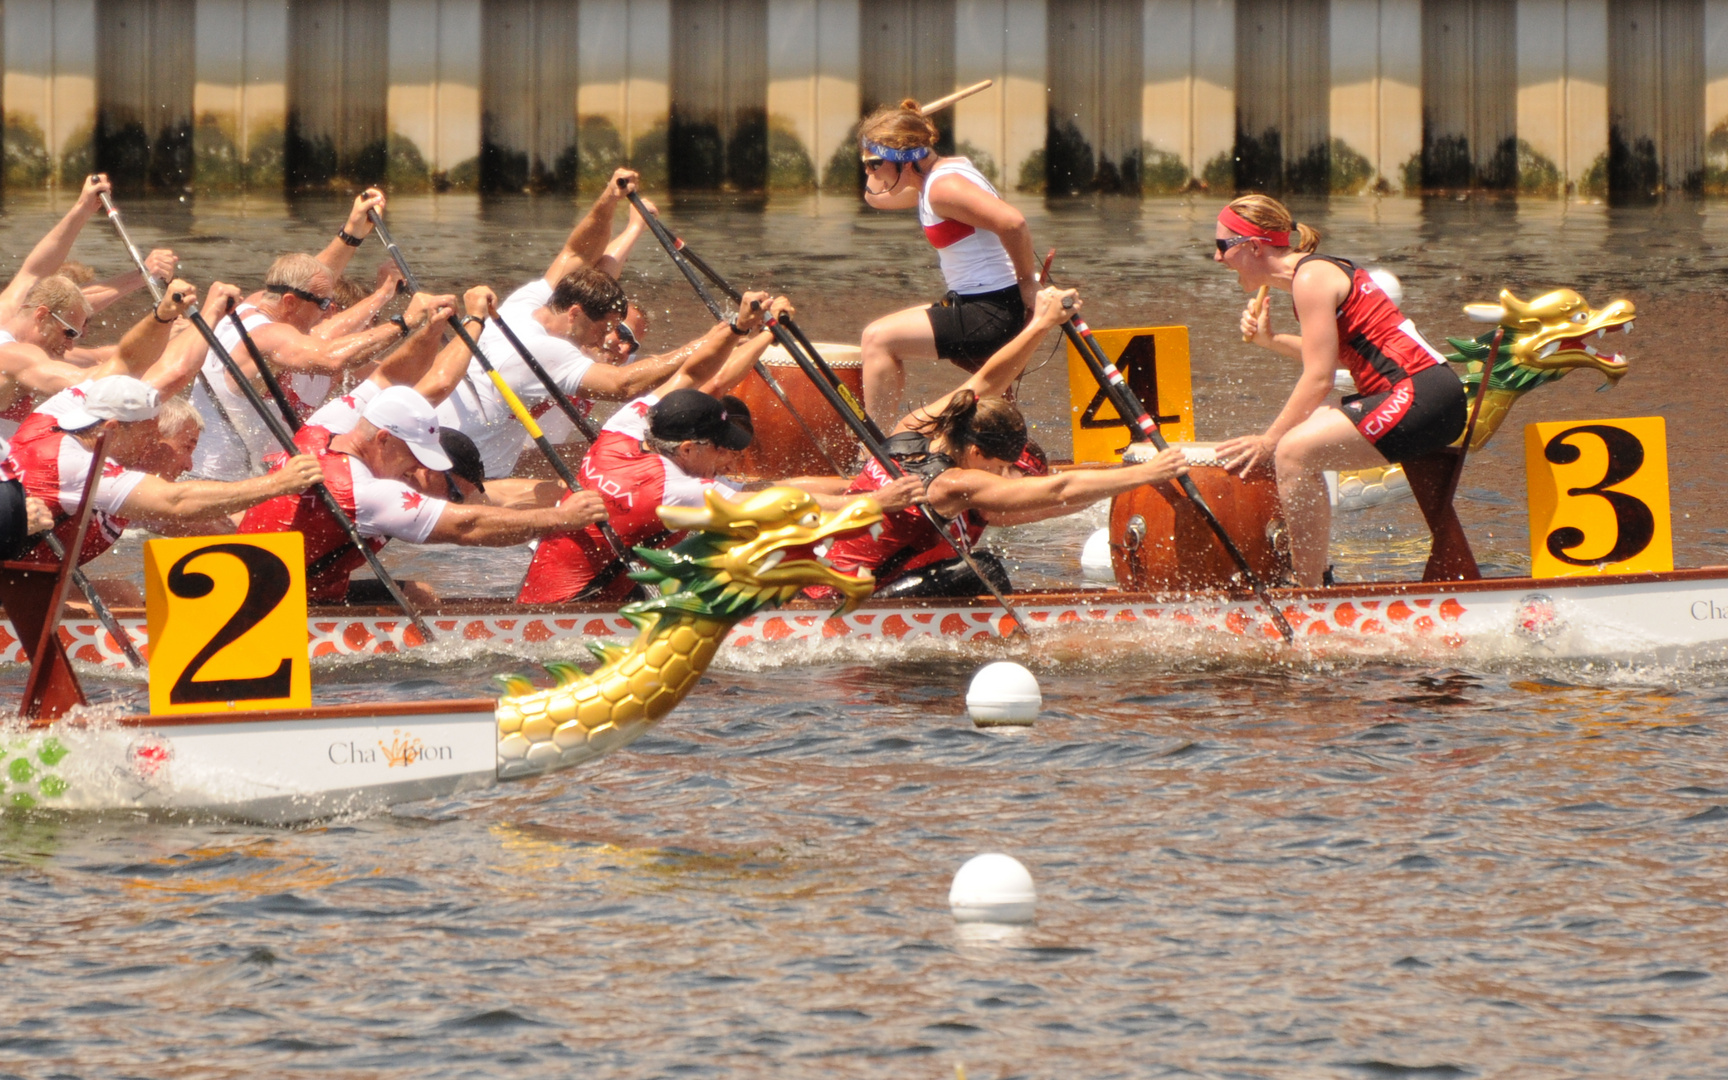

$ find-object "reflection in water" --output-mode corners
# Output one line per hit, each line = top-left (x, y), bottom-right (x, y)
(1, 193), (1727, 1075)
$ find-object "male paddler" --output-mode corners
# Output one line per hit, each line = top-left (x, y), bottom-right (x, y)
(239, 386), (606, 605)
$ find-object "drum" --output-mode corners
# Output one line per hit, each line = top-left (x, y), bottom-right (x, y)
(1108, 443), (1289, 591)
(732, 343), (863, 477)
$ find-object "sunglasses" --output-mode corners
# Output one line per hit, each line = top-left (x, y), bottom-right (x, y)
(615, 321), (641, 356)
(268, 284), (335, 311)
(860, 156), (887, 170)
(47, 310), (81, 341)
(1215, 235), (1256, 254)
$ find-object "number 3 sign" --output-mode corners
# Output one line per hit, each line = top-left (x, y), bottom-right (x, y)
(1524, 416), (1672, 578)
(144, 533), (312, 714)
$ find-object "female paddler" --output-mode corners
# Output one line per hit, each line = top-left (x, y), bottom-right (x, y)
(856, 100), (1039, 425)
(815, 287), (1189, 599)
(1212, 195), (1468, 587)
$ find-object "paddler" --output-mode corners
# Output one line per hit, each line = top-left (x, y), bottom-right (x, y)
(6, 374), (325, 601)
(816, 287), (1188, 598)
(432, 169), (702, 480)
(238, 386), (606, 606)
(856, 99), (1039, 424)
(515, 295), (925, 604)
(1212, 194), (1467, 587)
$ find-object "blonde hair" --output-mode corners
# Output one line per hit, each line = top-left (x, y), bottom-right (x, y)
(264, 253), (329, 293)
(860, 98), (940, 152)
(1225, 194), (1321, 253)
(24, 275), (93, 319)
(55, 260), (95, 285)
(157, 396), (204, 439)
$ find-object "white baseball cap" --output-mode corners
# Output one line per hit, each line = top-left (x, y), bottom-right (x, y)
(362, 386), (452, 471)
(56, 375), (161, 430)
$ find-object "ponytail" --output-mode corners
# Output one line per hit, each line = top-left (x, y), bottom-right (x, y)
(920, 390), (1028, 464)
(1223, 194), (1321, 253)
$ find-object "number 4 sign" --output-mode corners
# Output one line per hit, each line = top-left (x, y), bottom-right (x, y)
(1524, 416), (1672, 578)
(144, 533), (312, 714)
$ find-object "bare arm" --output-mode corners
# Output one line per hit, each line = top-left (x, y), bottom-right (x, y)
(904, 287), (1075, 429)
(119, 454), (323, 522)
(649, 290), (772, 398)
(412, 286), (494, 405)
(594, 196), (652, 279)
(140, 282), (241, 396)
(927, 172), (1036, 303)
(244, 312), (411, 376)
(928, 452), (1188, 525)
(479, 477), (567, 509)
(0, 174), (108, 322)
(88, 279), (198, 380)
(545, 168), (636, 286)
(314, 189), (385, 277)
(423, 489), (606, 545)
(314, 264), (403, 339)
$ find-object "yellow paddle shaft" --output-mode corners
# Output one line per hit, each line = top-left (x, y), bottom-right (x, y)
(487, 368), (545, 440)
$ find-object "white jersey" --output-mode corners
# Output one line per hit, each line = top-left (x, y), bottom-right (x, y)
(305, 379), (381, 437)
(189, 306), (286, 481)
(345, 455), (445, 543)
(917, 158), (1018, 295)
(436, 278), (597, 479)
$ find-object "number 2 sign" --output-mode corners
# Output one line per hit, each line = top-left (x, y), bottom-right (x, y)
(144, 533), (311, 714)
(1524, 416), (1672, 579)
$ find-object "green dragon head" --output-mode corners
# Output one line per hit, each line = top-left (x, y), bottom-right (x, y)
(630, 486), (884, 620)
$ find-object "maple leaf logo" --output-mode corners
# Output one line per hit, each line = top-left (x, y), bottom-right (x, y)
(70, 387), (86, 399)
(401, 490), (424, 510)
(101, 460), (124, 478)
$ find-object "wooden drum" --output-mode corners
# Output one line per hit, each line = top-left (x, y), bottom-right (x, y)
(732, 343), (863, 477)
(1108, 443), (1290, 592)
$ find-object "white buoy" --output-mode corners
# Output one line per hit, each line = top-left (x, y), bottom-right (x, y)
(1366, 267), (1403, 306)
(1080, 527), (1114, 585)
(967, 662), (1041, 726)
(950, 853), (1036, 924)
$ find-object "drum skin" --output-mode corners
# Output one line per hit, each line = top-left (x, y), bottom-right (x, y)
(732, 343), (863, 477)
(1108, 452), (1289, 592)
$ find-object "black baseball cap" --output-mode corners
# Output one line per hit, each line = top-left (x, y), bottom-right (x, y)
(439, 428), (487, 491)
(649, 389), (754, 451)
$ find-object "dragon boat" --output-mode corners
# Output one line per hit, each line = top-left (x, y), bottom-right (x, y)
(0, 488), (884, 822)
(27, 284), (1720, 669)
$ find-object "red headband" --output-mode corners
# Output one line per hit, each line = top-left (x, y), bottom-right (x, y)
(1218, 206), (1291, 247)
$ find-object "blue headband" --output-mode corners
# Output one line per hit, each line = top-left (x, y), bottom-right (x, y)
(863, 140), (931, 163)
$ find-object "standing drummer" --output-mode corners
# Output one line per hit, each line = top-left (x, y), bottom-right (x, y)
(1212, 194), (1467, 587)
(855, 99), (1039, 425)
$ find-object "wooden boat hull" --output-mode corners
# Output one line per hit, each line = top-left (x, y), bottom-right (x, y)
(27, 566), (1728, 667)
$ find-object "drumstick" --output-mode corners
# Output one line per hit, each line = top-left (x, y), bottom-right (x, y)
(920, 79), (993, 115)
(1243, 285), (1269, 344)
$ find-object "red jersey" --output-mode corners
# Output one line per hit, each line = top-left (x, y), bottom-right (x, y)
(6, 408), (150, 565)
(1295, 255), (1447, 395)
(824, 434), (984, 583)
(517, 395), (738, 604)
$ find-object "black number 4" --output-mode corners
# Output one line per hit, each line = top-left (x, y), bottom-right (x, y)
(167, 544), (294, 704)
(1542, 424), (1655, 567)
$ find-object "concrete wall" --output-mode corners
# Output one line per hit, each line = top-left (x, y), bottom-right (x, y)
(0, 0), (1718, 197)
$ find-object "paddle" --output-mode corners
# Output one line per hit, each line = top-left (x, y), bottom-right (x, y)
(363, 208), (644, 594)
(227, 312), (305, 434)
(629, 201), (1031, 637)
(1243, 285), (1269, 344)
(919, 79), (994, 115)
(1054, 290), (1297, 644)
(182, 305), (436, 642)
(621, 188), (848, 476)
(41, 532), (144, 669)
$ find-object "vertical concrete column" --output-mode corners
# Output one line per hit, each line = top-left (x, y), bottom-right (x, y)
(766, 0), (859, 192)
(387, 0), (482, 189)
(193, 0), (289, 191)
(578, 0), (672, 190)
(1707, 0), (1728, 188)
(955, 0), (1047, 192)
(1142, 0), (1234, 191)
(3, 0), (99, 188)
(1516, 0), (1608, 197)
(1327, 0), (1420, 193)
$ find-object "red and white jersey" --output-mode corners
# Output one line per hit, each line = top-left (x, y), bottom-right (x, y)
(305, 379), (381, 436)
(518, 395), (738, 604)
(6, 407), (149, 565)
(1293, 255), (1449, 396)
(825, 452), (983, 584)
(436, 278), (597, 479)
(918, 158), (1018, 295)
(240, 444), (446, 601)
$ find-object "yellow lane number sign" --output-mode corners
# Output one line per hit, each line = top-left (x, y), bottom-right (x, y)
(144, 533), (311, 714)
(1067, 326), (1194, 463)
(1524, 416), (1671, 578)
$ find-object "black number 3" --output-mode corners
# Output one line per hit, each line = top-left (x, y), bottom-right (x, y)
(1542, 424), (1654, 566)
(167, 544), (294, 704)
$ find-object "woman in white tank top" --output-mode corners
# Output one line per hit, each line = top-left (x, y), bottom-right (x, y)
(856, 99), (1038, 424)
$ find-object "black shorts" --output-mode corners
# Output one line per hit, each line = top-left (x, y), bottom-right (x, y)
(1335, 364), (1468, 463)
(927, 285), (1025, 371)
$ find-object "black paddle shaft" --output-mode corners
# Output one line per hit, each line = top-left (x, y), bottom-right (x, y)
(185, 307), (436, 642)
(1057, 306), (1295, 643)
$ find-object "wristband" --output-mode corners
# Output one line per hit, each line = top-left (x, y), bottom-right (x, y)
(152, 307), (177, 324)
(337, 228), (364, 247)
(726, 316), (748, 336)
(390, 314), (411, 338)
(463, 314), (486, 330)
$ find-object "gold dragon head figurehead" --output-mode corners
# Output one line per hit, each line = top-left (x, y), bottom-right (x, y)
(652, 486), (885, 616)
(1463, 287), (1635, 383)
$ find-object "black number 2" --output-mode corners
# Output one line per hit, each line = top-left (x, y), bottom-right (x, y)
(1542, 424), (1654, 566)
(167, 544), (294, 704)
